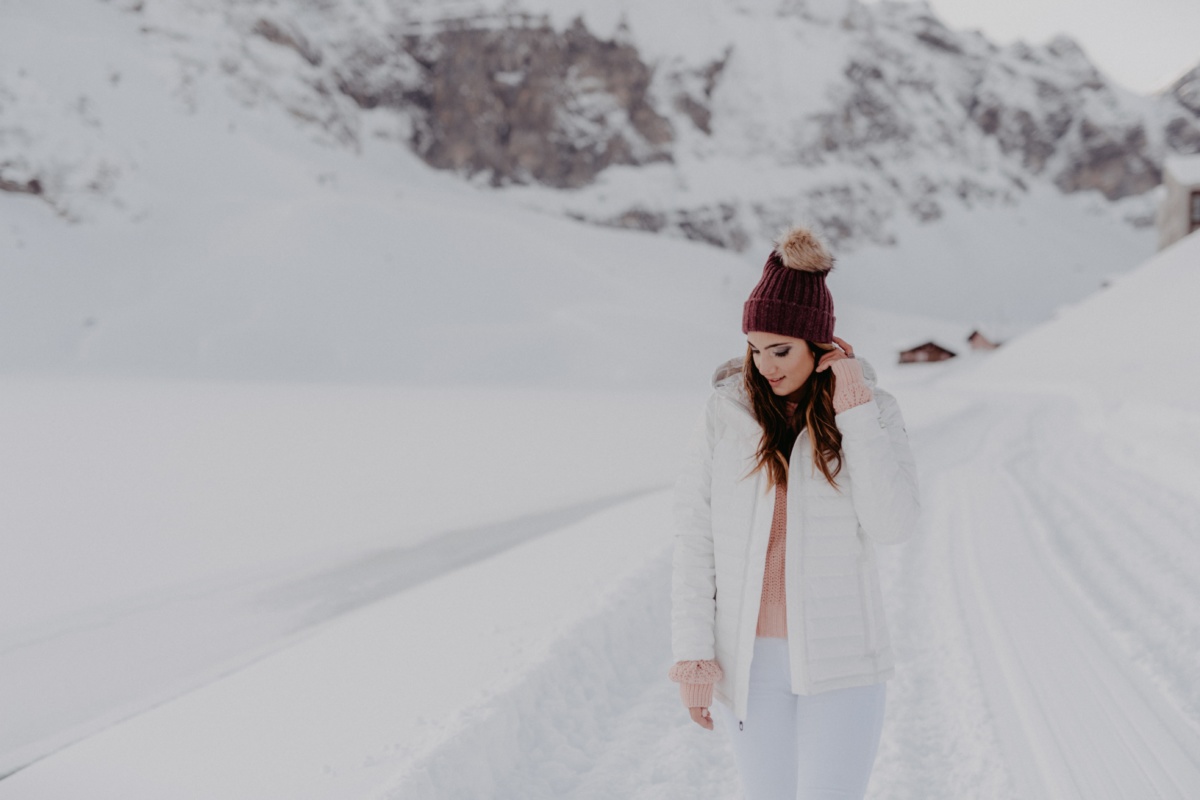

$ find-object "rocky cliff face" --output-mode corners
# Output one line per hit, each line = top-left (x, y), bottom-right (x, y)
(224, 0), (1198, 250)
(330, 15), (674, 188)
(4, 0), (1198, 249)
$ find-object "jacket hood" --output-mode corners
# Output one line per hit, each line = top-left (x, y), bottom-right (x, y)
(711, 354), (878, 400)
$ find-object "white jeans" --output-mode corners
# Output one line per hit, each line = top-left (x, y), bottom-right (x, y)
(713, 637), (886, 800)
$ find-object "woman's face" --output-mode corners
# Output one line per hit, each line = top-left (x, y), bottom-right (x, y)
(747, 332), (815, 400)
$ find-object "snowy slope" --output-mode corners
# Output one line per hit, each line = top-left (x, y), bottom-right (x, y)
(969, 229), (1200, 410)
(3, 2), (1200, 797)
(4, 236), (1200, 798)
(0, 0), (1187, 380)
(0, 0), (751, 385)
(0, 4), (986, 777)
(0, 378), (704, 777)
(963, 229), (1200, 521)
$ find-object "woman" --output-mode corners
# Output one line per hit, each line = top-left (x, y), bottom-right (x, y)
(668, 226), (920, 799)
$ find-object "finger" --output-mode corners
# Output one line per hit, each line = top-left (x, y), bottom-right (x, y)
(832, 335), (855, 357)
(815, 351), (846, 372)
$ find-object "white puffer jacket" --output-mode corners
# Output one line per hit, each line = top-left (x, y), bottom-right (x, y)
(670, 356), (920, 723)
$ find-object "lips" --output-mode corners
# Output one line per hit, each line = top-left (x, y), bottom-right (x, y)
(768, 376), (784, 385)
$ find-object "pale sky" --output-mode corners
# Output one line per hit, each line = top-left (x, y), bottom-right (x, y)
(910, 0), (1200, 94)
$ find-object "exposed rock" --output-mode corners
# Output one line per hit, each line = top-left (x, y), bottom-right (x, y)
(671, 48), (730, 135)
(332, 14), (674, 188)
(579, 203), (747, 250)
(252, 18), (322, 66)
(1165, 117), (1200, 153)
(590, 207), (667, 233)
(676, 203), (747, 250)
(912, 14), (963, 56)
(814, 59), (915, 155)
(1167, 63), (1200, 116)
(1055, 121), (1161, 199)
(0, 172), (42, 195)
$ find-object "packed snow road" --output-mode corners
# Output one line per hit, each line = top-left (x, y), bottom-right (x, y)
(3, 385), (1200, 799)
(924, 393), (1200, 799)
(380, 386), (1200, 799)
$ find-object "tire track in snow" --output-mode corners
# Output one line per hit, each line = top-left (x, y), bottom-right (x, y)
(372, 392), (1200, 800)
(376, 403), (1024, 800)
(870, 401), (1021, 800)
(1009, 404), (1200, 733)
(945, 396), (1200, 799)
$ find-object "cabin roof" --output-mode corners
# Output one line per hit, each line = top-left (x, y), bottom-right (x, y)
(899, 340), (957, 355)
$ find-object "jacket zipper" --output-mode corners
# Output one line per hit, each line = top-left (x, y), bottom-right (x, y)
(736, 476), (771, 728)
(785, 436), (810, 697)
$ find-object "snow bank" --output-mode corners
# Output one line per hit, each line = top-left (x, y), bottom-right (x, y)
(0, 491), (676, 800)
(0, 379), (699, 776)
(967, 230), (1200, 410)
(961, 230), (1200, 494)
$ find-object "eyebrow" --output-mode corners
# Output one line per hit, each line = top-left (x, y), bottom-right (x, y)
(748, 341), (793, 350)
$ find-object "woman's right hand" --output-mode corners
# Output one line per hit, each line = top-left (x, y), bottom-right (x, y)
(688, 706), (714, 730)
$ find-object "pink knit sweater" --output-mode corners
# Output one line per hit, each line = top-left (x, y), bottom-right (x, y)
(669, 358), (872, 708)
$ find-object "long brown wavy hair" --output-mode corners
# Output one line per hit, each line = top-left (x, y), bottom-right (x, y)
(743, 340), (843, 489)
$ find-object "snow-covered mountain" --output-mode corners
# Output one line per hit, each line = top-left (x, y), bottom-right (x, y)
(0, 0), (1196, 379)
(6, 0), (1197, 241)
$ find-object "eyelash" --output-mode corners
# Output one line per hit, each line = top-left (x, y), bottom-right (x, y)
(752, 348), (791, 357)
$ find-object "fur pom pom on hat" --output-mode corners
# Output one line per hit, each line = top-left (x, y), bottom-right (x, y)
(775, 226), (834, 272)
(742, 226), (836, 342)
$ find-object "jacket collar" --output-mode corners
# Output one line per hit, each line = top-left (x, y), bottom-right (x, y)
(711, 354), (878, 410)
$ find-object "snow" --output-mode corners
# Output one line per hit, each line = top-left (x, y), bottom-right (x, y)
(0, 379), (701, 776)
(5, 235), (1200, 797)
(1, 491), (680, 800)
(6, 339), (1200, 797)
(2, 0), (1172, 356)
(967, 230), (1200, 411)
(4, 0), (1200, 797)
(1164, 154), (1200, 186)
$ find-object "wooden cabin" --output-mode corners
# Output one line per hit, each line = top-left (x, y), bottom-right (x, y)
(898, 341), (956, 364)
(1157, 155), (1200, 250)
(967, 330), (1000, 350)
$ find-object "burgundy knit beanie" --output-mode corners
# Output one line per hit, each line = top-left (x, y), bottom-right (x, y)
(742, 227), (835, 342)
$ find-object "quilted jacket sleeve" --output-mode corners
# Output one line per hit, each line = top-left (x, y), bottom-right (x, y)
(835, 385), (921, 545)
(670, 394), (721, 662)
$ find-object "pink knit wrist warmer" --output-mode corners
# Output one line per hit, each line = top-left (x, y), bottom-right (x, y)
(669, 660), (723, 709)
(680, 681), (715, 708)
(830, 358), (872, 413)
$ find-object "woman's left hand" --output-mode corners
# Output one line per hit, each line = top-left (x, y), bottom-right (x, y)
(815, 335), (856, 372)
